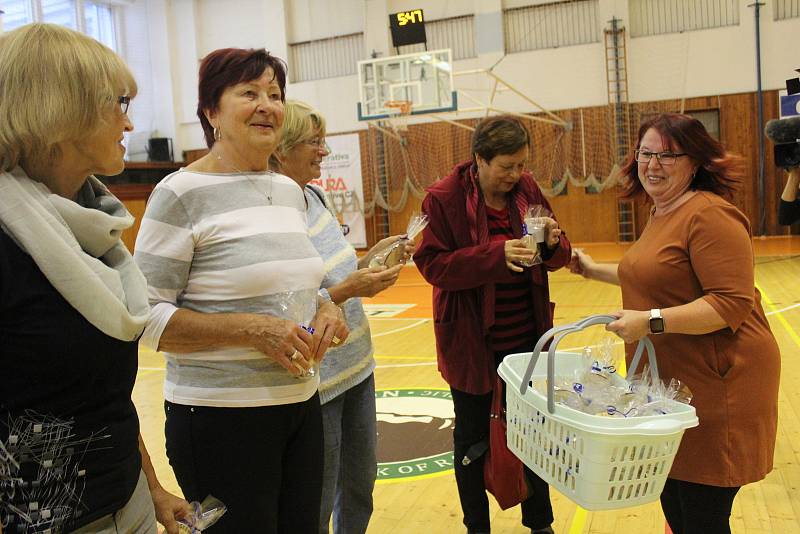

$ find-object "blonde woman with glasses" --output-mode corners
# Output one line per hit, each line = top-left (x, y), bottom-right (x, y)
(0, 23), (190, 534)
(272, 100), (412, 534)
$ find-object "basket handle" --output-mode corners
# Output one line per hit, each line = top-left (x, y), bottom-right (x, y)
(518, 314), (617, 396)
(518, 314), (660, 414)
(628, 336), (659, 381)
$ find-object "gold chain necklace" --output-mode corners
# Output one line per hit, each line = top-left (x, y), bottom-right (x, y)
(215, 154), (274, 205)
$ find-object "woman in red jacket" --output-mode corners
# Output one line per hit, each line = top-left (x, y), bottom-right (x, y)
(415, 115), (571, 534)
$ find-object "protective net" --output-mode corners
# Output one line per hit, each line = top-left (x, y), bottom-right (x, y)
(355, 98), (687, 219)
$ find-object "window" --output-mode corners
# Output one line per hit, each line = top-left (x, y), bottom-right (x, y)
(289, 33), (364, 83)
(1, 0), (117, 51)
(629, 0), (740, 38)
(504, 1), (600, 53)
(1, 0), (34, 29)
(42, 0), (77, 29)
(774, 0), (800, 20)
(83, 1), (115, 49)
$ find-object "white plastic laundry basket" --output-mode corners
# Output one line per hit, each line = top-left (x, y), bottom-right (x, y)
(497, 315), (698, 511)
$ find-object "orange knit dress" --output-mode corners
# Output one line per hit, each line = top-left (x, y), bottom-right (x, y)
(618, 191), (780, 487)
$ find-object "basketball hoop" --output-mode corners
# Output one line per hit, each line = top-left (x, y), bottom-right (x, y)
(384, 100), (413, 132)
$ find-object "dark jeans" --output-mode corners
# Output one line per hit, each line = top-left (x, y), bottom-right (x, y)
(660, 478), (741, 534)
(450, 342), (554, 533)
(319, 375), (377, 534)
(164, 394), (323, 534)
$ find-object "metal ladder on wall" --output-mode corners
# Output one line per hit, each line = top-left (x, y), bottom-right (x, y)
(605, 17), (636, 243)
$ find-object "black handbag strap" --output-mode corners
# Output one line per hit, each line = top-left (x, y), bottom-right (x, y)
(462, 439), (489, 466)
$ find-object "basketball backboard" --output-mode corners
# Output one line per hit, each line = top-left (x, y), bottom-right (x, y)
(357, 49), (457, 121)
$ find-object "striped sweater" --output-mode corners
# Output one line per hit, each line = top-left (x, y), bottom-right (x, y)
(305, 185), (374, 404)
(134, 169), (324, 407)
(485, 205), (536, 352)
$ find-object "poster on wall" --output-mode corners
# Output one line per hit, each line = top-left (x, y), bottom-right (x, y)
(310, 133), (367, 249)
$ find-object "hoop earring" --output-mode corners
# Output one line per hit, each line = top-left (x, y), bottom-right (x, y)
(213, 127), (222, 142)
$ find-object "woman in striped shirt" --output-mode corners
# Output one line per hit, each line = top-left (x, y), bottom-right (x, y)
(134, 49), (348, 533)
(415, 115), (572, 534)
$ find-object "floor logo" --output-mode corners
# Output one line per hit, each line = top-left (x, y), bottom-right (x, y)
(375, 388), (454, 482)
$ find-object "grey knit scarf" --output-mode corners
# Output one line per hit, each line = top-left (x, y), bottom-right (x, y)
(0, 167), (149, 341)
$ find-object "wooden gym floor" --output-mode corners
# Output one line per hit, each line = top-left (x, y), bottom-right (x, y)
(135, 237), (800, 534)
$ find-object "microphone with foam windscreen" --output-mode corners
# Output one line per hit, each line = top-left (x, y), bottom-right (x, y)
(765, 116), (800, 168)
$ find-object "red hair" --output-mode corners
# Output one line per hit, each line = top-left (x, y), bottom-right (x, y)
(621, 113), (743, 201)
(197, 48), (287, 148)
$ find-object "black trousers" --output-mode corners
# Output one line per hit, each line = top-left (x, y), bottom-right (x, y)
(450, 344), (553, 533)
(660, 478), (740, 534)
(164, 394), (323, 534)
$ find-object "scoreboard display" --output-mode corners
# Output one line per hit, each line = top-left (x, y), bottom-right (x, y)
(389, 9), (426, 47)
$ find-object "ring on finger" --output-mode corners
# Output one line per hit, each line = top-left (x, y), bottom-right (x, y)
(332, 335), (341, 345)
(290, 350), (301, 361)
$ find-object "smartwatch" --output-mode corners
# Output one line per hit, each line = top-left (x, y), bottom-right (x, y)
(649, 309), (665, 334)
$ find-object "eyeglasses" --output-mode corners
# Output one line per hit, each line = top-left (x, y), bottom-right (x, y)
(635, 149), (687, 166)
(118, 96), (131, 115)
(305, 138), (329, 151)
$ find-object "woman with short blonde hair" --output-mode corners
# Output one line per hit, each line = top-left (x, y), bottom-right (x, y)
(0, 23), (137, 173)
(274, 100), (412, 534)
(0, 23), (190, 534)
(273, 100), (326, 158)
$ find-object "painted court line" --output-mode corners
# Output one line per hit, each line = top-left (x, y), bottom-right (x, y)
(374, 355), (434, 360)
(765, 301), (800, 316)
(569, 506), (588, 534)
(375, 361), (437, 369)
(372, 318), (429, 338)
(757, 282), (800, 349)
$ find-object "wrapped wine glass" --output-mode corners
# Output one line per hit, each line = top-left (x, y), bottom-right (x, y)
(519, 205), (551, 267)
(177, 495), (227, 533)
(369, 214), (429, 268)
(534, 338), (694, 418)
(275, 290), (317, 378)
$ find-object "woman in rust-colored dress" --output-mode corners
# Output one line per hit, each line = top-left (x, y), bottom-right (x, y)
(571, 113), (780, 534)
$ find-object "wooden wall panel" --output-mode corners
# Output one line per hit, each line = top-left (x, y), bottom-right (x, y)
(548, 186), (619, 243)
(528, 104), (620, 243)
(183, 148), (208, 163)
(109, 184), (153, 253)
(359, 89), (787, 248)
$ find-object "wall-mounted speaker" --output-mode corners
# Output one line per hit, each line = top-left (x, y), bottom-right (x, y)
(147, 138), (174, 162)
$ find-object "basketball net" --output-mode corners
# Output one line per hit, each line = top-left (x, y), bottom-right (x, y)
(384, 100), (413, 134)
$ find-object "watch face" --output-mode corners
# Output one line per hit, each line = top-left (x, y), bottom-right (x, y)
(650, 317), (665, 333)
